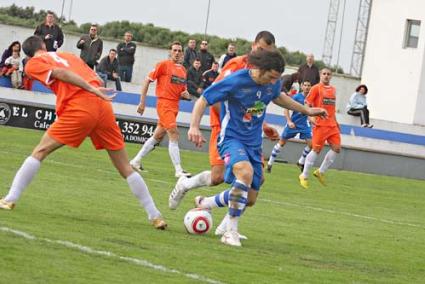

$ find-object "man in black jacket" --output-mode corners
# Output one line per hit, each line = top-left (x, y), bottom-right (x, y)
(34, 11), (64, 52)
(198, 40), (214, 74)
(183, 39), (198, 70)
(297, 54), (320, 86)
(96, 49), (122, 91)
(77, 24), (103, 69)
(117, 32), (136, 82)
(187, 58), (203, 98)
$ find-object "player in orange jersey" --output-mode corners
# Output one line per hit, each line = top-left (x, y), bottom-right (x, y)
(130, 41), (192, 178)
(299, 68), (340, 188)
(0, 36), (166, 229)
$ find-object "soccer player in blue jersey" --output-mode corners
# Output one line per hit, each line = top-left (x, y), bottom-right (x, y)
(266, 80), (313, 173)
(188, 50), (326, 246)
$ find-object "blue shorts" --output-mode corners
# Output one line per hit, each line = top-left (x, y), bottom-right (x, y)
(218, 139), (263, 191)
(280, 126), (312, 140)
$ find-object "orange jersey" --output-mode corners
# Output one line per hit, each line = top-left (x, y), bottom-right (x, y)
(25, 51), (102, 115)
(148, 60), (186, 101)
(306, 82), (337, 127)
(209, 55), (250, 127)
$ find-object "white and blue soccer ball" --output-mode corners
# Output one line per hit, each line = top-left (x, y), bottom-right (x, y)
(184, 208), (213, 235)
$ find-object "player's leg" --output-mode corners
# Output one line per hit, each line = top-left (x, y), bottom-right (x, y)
(166, 126), (191, 177)
(267, 139), (286, 173)
(297, 131), (313, 172)
(107, 148), (166, 229)
(130, 125), (166, 171)
(0, 132), (63, 209)
(299, 127), (324, 188)
(314, 129), (341, 185)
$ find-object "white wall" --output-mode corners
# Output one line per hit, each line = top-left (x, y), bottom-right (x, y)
(362, 0), (425, 124)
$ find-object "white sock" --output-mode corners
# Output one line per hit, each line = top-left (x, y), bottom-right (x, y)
(5, 156), (41, 203)
(126, 172), (160, 220)
(168, 140), (182, 172)
(217, 214), (229, 230)
(133, 137), (158, 162)
(181, 171), (211, 191)
(298, 145), (311, 164)
(319, 150), (337, 173)
(227, 216), (239, 232)
(268, 143), (282, 166)
(302, 151), (318, 178)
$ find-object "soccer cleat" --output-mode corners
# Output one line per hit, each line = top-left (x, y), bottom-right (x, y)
(266, 164), (272, 173)
(130, 159), (144, 173)
(0, 198), (15, 210)
(175, 170), (192, 178)
(221, 231), (242, 247)
(296, 162), (305, 173)
(151, 216), (167, 230)
(313, 169), (326, 186)
(215, 226), (248, 240)
(298, 174), (309, 189)
(168, 176), (188, 210)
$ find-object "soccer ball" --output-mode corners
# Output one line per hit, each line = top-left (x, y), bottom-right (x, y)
(184, 208), (213, 234)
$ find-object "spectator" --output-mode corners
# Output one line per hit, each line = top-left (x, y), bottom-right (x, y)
(0, 41), (21, 69)
(34, 10), (64, 52)
(183, 39), (198, 69)
(346, 84), (373, 128)
(76, 24), (103, 69)
(281, 72), (299, 94)
(297, 53), (320, 86)
(202, 61), (219, 89)
(218, 43), (237, 72)
(96, 49), (122, 91)
(198, 40), (214, 73)
(187, 58), (203, 98)
(117, 31), (136, 82)
(4, 51), (23, 88)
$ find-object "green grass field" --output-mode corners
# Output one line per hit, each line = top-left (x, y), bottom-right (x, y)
(1, 126), (424, 283)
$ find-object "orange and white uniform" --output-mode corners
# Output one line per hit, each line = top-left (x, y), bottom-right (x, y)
(208, 55), (249, 166)
(25, 51), (124, 150)
(305, 82), (340, 151)
(148, 60), (187, 129)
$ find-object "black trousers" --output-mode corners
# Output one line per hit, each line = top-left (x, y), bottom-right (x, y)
(347, 107), (369, 125)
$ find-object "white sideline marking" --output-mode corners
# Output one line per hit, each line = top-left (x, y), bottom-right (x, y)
(261, 199), (425, 229)
(0, 226), (223, 284)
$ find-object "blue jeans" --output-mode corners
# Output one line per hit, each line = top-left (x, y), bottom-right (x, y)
(119, 65), (133, 82)
(97, 72), (122, 91)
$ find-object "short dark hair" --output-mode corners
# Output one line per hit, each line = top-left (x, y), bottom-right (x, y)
(22, 36), (44, 57)
(46, 10), (54, 15)
(356, 84), (368, 94)
(109, 48), (117, 53)
(248, 49), (285, 73)
(169, 41), (182, 49)
(254, 31), (275, 45)
(91, 24), (98, 28)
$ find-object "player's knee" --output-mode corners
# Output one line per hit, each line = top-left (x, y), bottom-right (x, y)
(233, 162), (253, 184)
(32, 146), (51, 161)
(210, 173), (223, 186)
(167, 128), (179, 141)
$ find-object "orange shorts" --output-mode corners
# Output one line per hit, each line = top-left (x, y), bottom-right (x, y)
(209, 126), (224, 166)
(157, 99), (179, 129)
(47, 95), (124, 150)
(312, 125), (341, 151)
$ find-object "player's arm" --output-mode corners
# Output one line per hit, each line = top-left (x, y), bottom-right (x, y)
(50, 68), (114, 101)
(138, 77), (152, 115)
(284, 108), (295, 128)
(273, 92), (327, 118)
(188, 96), (208, 148)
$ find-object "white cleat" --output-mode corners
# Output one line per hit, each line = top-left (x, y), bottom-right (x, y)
(168, 176), (188, 210)
(215, 226), (248, 240)
(175, 170), (192, 178)
(130, 159), (143, 173)
(0, 198), (15, 210)
(221, 231), (242, 247)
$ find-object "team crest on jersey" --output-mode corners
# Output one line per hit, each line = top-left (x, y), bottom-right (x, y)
(266, 87), (273, 95)
(244, 100), (266, 122)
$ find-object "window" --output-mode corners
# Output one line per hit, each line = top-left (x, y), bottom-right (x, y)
(404, 19), (421, 48)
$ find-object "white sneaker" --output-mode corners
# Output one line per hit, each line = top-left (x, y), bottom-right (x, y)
(168, 176), (188, 210)
(215, 226), (248, 240)
(175, 170), (191, 178)
(130, 159), (143, 173)
(221, 231), (242, 247)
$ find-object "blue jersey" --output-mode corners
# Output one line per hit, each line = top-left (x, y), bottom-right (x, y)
(203, 69), (282, 148)
(288, 92), (309, 129)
